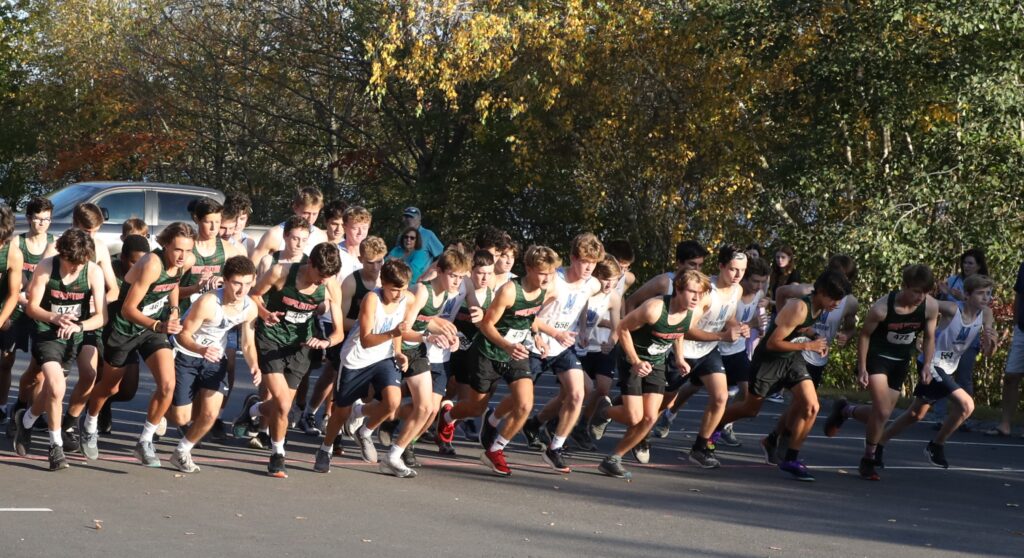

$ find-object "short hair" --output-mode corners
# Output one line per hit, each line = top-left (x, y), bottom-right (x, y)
(73, 203), (104, 229)
(745, 257), (771, 278)
(55, 228), (96, 265)
(901, 263), (935, 291)
(221, 205), (239, 221)
(826, 254), (858, 284)
(283, 216), (312, 237)
(675, 240), (708, 264)
(501, 234), (519, 258)
(813, 270), (853, 301)
(122, 218), (148, 237)
(474, 225), (505, 251)
(673, 269), (711, 295)
(360, 236), (387, 260)
(156, 222), (197, 247)
(292, 187), (324, 208)
(343, 205), (371, 225)
(961, 248), (989, 276)
(593, 255), (623, 281)
(121, 234), (150, 256)
(400, 226), (423, 250)
(472, 249), (495, 268)
(381, 259), (412, 288)
(0, 205), (14, 244)
(323, 199), (348, 222)
(571, 233), (605, 262)
(604, 239), (634, 265)
(437, 249), (471, 273)
(25, 197), (54, 217)
(716, 244), (747, 266)
(523, 245), (561, 270)
(964, 274), (994, 294)
(188, 197), (223, 221)
(223, 192), (252, 216)
(309, 242), (341, 276)
(222, 255), (257, 280)
(745, 243), (763, 254)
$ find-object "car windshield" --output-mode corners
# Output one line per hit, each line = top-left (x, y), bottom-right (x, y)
(47, 184), (106, 220)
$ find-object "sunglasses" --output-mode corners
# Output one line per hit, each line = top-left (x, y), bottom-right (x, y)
(403, 235), (417, 241)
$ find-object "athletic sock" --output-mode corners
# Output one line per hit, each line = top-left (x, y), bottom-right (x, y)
(766, 430), (779, 445)
(271, 439), (285, 456)
(140, 421), (159, 443)
(177, 437), (195, 453)
(489, 435), (510, 453)
(864, 443), (877, 459)
(843, 404), (857, 419)
(49, 430), (63, 446)
(22, 409), (38, 429)
(390, 444), (405, 459)
(693, 436), (709, 451)
(319, 443), (333, 453)
(784, 448), (799, 462)
(550, 435), (566, 451)
(487, 411), (501, 428)
(62, 412), (77, 430)
(83, 414), (98, 434)
(357, 425), (373, 439)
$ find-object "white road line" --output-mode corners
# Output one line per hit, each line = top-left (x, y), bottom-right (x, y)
(0, 508), (53, 512)
(809, 465), (1024, 473)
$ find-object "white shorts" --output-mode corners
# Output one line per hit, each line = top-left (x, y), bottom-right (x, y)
(1005, 325), (1024, 375)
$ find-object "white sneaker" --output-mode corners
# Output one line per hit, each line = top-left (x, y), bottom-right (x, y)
(171, 448), (200, 473)
(379, 452), (416, 478)
(343, 400), (365, 439)
(156, 417), (168, 437)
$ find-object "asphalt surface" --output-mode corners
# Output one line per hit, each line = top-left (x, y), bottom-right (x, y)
(1, 354), (1022, 558)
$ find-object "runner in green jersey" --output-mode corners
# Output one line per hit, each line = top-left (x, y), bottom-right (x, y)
(245, 242), (345, 478)
(83, 222), (196, 468)
(179, 198), (240, 313)
(0, 202), (26, 426)
(591, 269), (709, 480)
(14, 229), (106, 470)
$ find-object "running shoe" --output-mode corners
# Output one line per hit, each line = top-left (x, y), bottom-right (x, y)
(925, 441), (948, 469)
(598, 454), (630, 479)
(543, 447), (571, 473)
(342, 400), (366, 439)
(778, 459), (815, 481)
(377, 419), (398, 447)
(314, 447), (332, 473)
(48, 444), (69, 471)
(268, 453), (288, 478)
(301, 413), (322, 437)
(171, 448), (200, 473)
(570, 424), (596, 452)
(874, 444), (886, 469)
(461, 418), (479, 442)
(436, 400), (456, 444)
(760, 435), (778, 465)
(824, 398), (848, 437)
(332, 439), (345, 457)
(719, 423), (742, 447)
(481, 449), (511, 476)
(249, 431), (271, 450)
(134, 440), (161, 467)
(209, 419), (228, 442)
(437, 440), (457, 456)
(652, 411), (674, 438)
(522, 416), (544, 451)
(858, 456), (880, 481)
(479, 408), (498, 450)
(287, 406), (299, 429)
(589, 396), (613, 440)
(62, 420), (82, 453)
(402, 446), (421, 468)
(13, 408), (32, 457)
(380, 452), (417, 478)
(775, 433), (792, 464)
(688, 445), (721, 469)
(765, 392), (785, 404)
(233, 394), (261, 438)
(356, 430), (378, 463)
(155, 417), (168, 437)
(631, 438), (651, 464)
(81, 429), (99, 460)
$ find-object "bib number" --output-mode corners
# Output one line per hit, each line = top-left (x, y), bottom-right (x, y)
(503, 328), (529, 344)
(886, 332), (914, 345)
(553, 320), (573, 331)
(141, 297), (167, 317)
(285, 310), (313, 324)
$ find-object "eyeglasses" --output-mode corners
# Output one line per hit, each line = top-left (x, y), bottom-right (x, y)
(403, 235), (417, 241)
(31, 218), (51, 223)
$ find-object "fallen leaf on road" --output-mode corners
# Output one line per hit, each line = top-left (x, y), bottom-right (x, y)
(235, 514), (243, 518)
(295, 516), (307, 520)
(185, 532), (195, 536)
(361, 539), (372, 543)
(548, 522), (555, 526)
(769, 546), (782, 551)
(91, 520), (103, 531)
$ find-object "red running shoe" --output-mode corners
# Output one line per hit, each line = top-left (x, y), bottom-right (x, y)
(481, 449), (511, 477)
(436, 400), (456, 444)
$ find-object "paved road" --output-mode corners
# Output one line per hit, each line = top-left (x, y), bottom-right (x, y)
(1, 356), (1022, 558)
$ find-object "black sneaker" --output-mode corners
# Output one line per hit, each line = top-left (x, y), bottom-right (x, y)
(402, 446), (420, 468)
(48, 444), (69, 471)
(377, 419), (398, 447)
(688, 445), (721, 469)
(570, 424), (596, 451)
(824, 398), (848, 437)
(543, 447), (571, 473)
(775, 433), (792, 465)
(437, 440), (457, 456)
(13, 408), (32, 457)
(874, 444), (886, 469)
(233, 394), (261, 438)
(925, 442), (948, 469)
(62, 420), (82, 453)
(859, 456), (880, 481)
(589, 396), (613, 440)
(461, 418), (478, 442)
(249, 431), (271, 450)
(209, 419), (228, 442)
(760, 435), (778, 465)
(98, 401), (113, 435)
(332, 439), (345, 457)
(268, 453), (288, 478)
(522, 417), (544, 451)
(598, 454), (630, 479)
(479, 409), (498, 450)
(631, 438), (651, 464)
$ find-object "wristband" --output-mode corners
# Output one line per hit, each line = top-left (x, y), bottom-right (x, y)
(152, 320), (161, 332)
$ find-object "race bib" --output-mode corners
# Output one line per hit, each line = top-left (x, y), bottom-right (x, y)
(195, 334), (217, 347)
(285, 310), (313, 324)
(141, 297), (167, 317)
(503, 328), (529, 344)
(647, 343), (671, 356)
(938, 350), (955, 362)
(53, 304), (82, 318)
(886, 331), (914, 345)
(553, 320), (573, 331)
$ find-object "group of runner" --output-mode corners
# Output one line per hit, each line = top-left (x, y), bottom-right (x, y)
(0, 186), (999, 482)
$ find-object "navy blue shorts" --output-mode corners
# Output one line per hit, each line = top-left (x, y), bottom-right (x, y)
(529, 347), (583, 381)
(429, 361), (450, 396)
(581, 350), (616, 380)
(685, 348), (726, 387)
(722, 351), (751, 386)
(913, 361), (962, 403)
(172, 352), (229, 407)
(335, 359), (402, 408)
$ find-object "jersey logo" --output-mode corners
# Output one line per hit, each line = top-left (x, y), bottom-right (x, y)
(717, 306), (728, 320)
(379, 318), (395, 332)
(565, 293), (579, 312)
(955, 326), (971, 343)
(442, 298), (459, 316)
(818, 310), (830, 324)
(586, 308), (598, 326)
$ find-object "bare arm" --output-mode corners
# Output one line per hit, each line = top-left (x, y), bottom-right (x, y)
(240, 306), (261, 386)
(625, 274), (670, 313)
(918, 297), (940, 382)
(478, 282), (525, 359)
(251, 227), (283, 267)
(615, 298), (662, 376)
(79, 263), (107, 333)
(175, 293), (220, 359)
(358, 292), (404, 349)
(93, 239), (120, 303)
(857, 298), (888, 385)
(0, 243), (22, 327)
(249, 262), (285, 324)
(340, 274), (357, 333)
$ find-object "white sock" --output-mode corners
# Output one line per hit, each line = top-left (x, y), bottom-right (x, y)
(83, 413), (98, 434)
(177, 437), (195, 453)
(140, 421), (158, 443)
(390, 444), (405, 459)
(357, 425), (373, 439)
(248, 402), (261, 419)
(22, 409), (38, 429)
(550, 435), (566, 450)
(271, 439), (285, 456)
(49, 430), (63, 446)
(489, 434), (510, 453)
(259, 426), (269, 434)
(487, 411), (501, 428)
(319, 443), (332, 453)
(351, 403), (364, 419)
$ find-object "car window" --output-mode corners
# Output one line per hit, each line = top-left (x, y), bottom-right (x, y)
(95, 191), (145, 223)
(158, 192), (203, 224)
